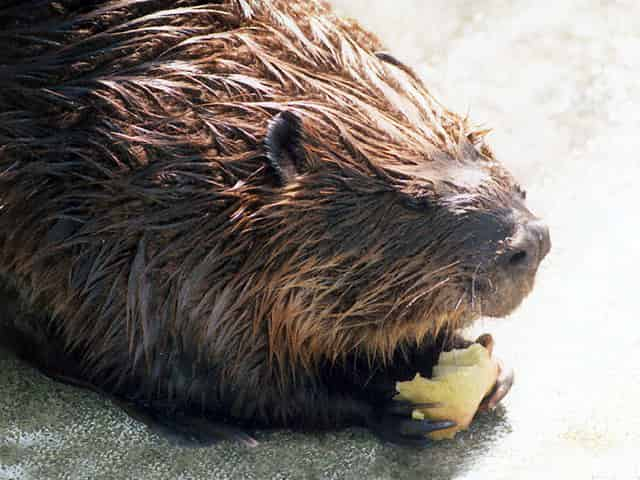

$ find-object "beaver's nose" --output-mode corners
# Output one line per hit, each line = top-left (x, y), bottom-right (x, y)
(504, 220), (551, 271)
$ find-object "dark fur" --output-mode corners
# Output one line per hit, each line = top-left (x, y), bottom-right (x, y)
(0, 0), (544, 440)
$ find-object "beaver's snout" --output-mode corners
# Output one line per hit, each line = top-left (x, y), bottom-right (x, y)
(503, 219), (551, 274)
(473, 215), (551, 318)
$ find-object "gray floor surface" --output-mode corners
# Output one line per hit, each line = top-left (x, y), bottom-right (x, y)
(1, 1), (639, 478)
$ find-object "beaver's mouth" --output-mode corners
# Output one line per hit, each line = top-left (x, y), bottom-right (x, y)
(464, 272), (536, 318)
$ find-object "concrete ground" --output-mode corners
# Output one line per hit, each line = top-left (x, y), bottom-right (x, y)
(1, 0), (639, 478)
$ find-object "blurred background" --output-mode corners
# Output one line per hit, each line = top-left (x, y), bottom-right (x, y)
(1, 1), (639, 479)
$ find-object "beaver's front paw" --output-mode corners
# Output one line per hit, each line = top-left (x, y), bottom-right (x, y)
(368, 400), (455, 446)
(475, 333), (515, 412)
(478, 358), (514, 411)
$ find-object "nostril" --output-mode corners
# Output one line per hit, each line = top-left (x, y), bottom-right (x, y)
(508, 250), (528, 266)
(504, 219), (550, 271)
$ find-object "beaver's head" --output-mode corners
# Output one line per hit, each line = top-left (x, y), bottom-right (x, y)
(251, 53), (550, 364)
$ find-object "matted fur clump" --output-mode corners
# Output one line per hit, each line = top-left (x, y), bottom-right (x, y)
(0, 0), (546, 442)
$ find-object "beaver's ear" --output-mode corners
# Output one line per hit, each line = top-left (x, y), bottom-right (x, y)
(265, 111), (305, 186)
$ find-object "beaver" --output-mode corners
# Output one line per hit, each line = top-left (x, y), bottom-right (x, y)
(0, 0), (550, 445)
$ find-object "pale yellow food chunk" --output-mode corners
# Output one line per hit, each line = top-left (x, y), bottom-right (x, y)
(394, 343), (499, 440)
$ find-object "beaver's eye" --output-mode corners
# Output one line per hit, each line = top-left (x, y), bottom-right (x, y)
(515, 184), (527, 200)
(398, 192), (439, 214)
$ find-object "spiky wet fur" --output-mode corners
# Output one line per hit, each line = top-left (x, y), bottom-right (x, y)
(0, 0), (527, 431)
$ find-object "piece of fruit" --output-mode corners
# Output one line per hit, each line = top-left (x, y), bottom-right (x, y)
(394, 342), (499, 440)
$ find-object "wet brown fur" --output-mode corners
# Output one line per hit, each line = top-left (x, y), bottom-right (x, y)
(0, 0), (534, 433)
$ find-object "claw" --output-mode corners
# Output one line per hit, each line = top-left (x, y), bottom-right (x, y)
(371, 399), (456, 446)
(386, 400), (442, 416)
(479, 359), (515, 412)
(377, 417), (456, 446)
(475, 333), (494, 355)
(399, 418), (456, 436)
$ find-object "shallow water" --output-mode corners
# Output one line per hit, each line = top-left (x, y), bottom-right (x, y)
(1, 1), (639, 479)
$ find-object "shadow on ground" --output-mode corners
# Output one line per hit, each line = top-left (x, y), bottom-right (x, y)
(1, 348), (510, 480)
